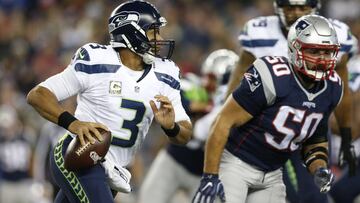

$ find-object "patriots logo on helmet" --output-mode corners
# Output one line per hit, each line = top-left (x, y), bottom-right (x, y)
(295, 20), (310, 35)
(109, 11), (140, 32)
(244, 69), (261, 92)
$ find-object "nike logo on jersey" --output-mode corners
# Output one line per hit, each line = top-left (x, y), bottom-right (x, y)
(244, 69), (261, 92)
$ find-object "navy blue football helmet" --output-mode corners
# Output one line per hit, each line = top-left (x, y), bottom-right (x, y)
(274, 0), (321, 29)
(108, 0), (175, 64)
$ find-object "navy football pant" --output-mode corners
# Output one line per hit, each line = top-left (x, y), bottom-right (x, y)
(283, 151), (329, 203)
(50, 135), (115, 203)
(330, 158), (360, 203)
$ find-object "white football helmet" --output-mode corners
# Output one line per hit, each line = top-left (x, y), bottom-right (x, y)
(201, 49), (239, 85)
(288, 15), (340, 81)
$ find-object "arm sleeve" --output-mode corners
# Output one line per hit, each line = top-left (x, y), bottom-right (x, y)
(232, 65), (268, 116)
(39, 47), (89, 101)
(238, 20), (254, 53)
(165, 66), (191, 122)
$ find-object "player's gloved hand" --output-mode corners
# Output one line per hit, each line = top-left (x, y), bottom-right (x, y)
(314, 167), (334, 193)
(101, 159), (132, 193)
(339, 127), (357, 177)
(192, 173), (225, 203)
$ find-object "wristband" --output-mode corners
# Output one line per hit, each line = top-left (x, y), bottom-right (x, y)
(58, 111), (77, 130)
(161, 123), (180, 137)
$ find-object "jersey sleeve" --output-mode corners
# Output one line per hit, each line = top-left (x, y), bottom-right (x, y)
(39, 46), (91, 101)
(331, 19), (359, 59)
(232, 65), (268, 116)
(161, 61), (191, 122)
(238, 18), (256, 53)
(238, 17), (271, 54)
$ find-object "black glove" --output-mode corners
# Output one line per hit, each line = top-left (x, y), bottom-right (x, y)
(192, 173), (225, 203)
(339, 127), (357, 177)
(314, 167), (334, 193)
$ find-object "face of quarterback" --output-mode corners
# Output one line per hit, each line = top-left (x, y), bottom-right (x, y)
(283, 5), (313, 27)
(147, 27), (163, 56)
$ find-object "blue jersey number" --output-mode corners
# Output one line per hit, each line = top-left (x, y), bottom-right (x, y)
(111, 99), (146, 147)
(89, 43), (107, 49)
(253, 18), (267, 27)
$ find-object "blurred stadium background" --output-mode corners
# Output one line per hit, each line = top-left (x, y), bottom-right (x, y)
(0, 0), (359, 202)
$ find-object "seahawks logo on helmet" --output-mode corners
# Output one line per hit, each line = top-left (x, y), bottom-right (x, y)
(109, 11), (140, 33)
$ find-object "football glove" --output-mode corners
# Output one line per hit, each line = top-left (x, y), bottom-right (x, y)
(192, 173), (225, 203)
(101, 159), (132, 193)
(339, 128), (357, 177)
(314, 167), (334, 193)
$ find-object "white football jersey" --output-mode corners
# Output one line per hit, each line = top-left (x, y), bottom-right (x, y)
(238, 15), (357, 60)
(348, 55), (360, 92)
(40, 43), (190, 166)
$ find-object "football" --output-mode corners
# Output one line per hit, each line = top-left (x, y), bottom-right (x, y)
(64, 128), (112, 171)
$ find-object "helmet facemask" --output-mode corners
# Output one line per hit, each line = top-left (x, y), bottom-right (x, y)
(146, 23), (175, 61)
(292, 40), (339, 81)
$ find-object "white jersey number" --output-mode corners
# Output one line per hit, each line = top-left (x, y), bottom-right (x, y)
(111, 99), (146, 147)
(265, 106), (323, 151)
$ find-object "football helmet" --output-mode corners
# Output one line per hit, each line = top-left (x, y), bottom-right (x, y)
(274, 0), (321, 29)
(108, 0), (175, 64)
(288, 15), (340, 81)
(201, 49), (239, 85)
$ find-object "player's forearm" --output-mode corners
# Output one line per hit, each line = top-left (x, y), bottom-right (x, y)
(27, 86), (65, 124)
(302, 142), (329, 175)
(204, 115), (231, 174)
(168, 120), (192, 145)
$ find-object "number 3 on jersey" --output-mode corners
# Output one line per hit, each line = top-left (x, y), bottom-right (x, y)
(111, 99), (146, 147)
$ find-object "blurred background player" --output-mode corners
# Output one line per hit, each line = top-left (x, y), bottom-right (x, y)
(26, 1), (192, 202)
(225, 0), (358, 202)
(139, 49), (238, 203)
(193, 14), (342, 203)
(0, 104), (37, 203)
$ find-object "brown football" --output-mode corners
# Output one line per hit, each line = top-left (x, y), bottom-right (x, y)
(64, 128), (112, 171)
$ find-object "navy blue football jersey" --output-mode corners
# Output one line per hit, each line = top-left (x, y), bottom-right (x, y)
(226, 56), (343, 172)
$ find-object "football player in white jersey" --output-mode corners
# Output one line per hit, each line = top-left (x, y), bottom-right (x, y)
(26, 1), (192, 203)
(225, 0), (358, 202)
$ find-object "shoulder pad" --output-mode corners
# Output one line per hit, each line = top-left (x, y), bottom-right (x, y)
(252, 57), (277, 105)
(239, 16), (281, 49)
(153, 58), (181, 79)
(72, 43), (117, 65)
(329, 19), (356, 54)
